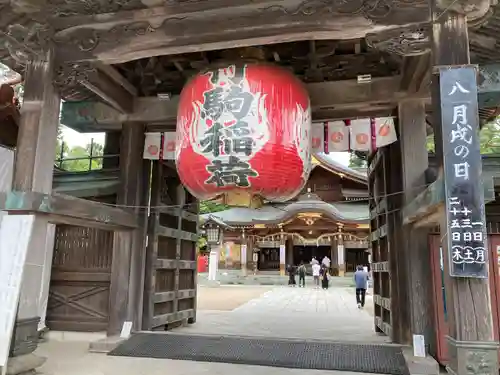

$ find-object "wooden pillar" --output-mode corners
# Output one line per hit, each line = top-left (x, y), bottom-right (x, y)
(102, 131), (121, 169)
(108, 123), (147, 335)
(431, 7), (498, 374)
(398, 101), (434, 349)
(7, 47), (60, 373)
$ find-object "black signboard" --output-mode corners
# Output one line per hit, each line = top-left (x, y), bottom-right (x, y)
(440, 66), (488, 278)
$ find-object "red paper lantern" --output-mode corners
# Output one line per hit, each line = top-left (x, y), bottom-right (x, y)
(176, 64), (311, 206)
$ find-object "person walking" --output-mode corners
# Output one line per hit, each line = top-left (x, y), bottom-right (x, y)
(312, 262), (321, 289)
(354, 265), (369, 308)
(297, 261), (307, 287)
(320, 264), (329, 290)
(322, 255), (331, 275)
(287, 264), (296, 287)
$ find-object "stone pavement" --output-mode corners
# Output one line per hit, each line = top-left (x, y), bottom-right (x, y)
(174, 286), (387, 344)
(33, 285), (390, 375)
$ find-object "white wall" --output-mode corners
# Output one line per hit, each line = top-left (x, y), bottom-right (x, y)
(0, 146), (14, 225)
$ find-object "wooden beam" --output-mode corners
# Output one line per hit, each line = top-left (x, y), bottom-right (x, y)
(94, 62), (138, 97)
(80, 69), (134, 113)
(399, 54), (430, 94)
(52, 0), (429, 64)
(60, 76), (409, 130)
(59, 62), (500, 132)
(0, 191), (137, 230)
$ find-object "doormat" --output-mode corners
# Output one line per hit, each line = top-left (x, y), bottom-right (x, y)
(109, 333), (409, 375)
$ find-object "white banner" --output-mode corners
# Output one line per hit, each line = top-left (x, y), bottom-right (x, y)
(143, 132), (176, 160)
(327, 121), (349, 152)
(349, 119), (371, 152)
(0, 215), (35, 370)
(143, 132), (161, 160)
(311, 123), (324, 153)
(162, 132), (176, 161)
(241, 244), (247, 265)
(337, 245), (345, 265)
(374, 117), (398, 148)
(279, 244), (286, 264)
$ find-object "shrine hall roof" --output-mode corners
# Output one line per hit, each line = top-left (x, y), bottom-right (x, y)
(313, 153), (367, 185)
(201, 193), (369, 226)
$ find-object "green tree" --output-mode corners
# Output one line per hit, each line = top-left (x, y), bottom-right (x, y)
(58, 143), (104, 172)
(349, 153), (367, 168)
(199, 200), (229, 214)
(85, 141), (104, 169)
(426, 118), (500, 154)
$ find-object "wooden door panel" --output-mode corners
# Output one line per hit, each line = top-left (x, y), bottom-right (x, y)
(47, 225), (113, 332)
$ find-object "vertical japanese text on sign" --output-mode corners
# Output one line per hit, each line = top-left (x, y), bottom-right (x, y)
(439, 66), (487, 278)
(199, 66), (258, 188)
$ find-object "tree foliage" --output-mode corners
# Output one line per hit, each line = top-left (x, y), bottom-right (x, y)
(55, 129), (104, 172)
(349, 153), (367, 168)
(199, 200), (230, 214)
(426, 119), (500, 154)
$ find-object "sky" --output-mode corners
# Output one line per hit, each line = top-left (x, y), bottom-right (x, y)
(60, 126), (351, 166)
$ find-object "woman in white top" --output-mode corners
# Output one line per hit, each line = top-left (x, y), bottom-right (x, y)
(312, 263), (321, 288)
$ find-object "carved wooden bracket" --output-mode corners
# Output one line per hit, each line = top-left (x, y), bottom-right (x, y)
(261, 0), (428, 22)
(0, 23), (53, 67)
(434, 0), (497, 22)
(366, 24), (431, 56)
(45, 0), (146, 17)
(54, 61), (97, 89)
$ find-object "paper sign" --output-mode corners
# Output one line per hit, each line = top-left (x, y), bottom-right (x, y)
(144, 132), (176, 160)
(374, 117), (397, 148)
(0, 215), (35, 370)
(413, 334), (426, 357)
(350, 119), (372, 151)
(162, 132), (176, 160)
(120, 321), (133, 339)
(327, 121), (349, 152)
(311, 123), (324, 153)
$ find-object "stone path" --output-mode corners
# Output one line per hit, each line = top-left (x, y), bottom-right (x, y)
(175, 286), (388, 344)
(34, 285), (390, 375)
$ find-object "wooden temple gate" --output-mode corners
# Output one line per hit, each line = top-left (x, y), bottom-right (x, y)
(0, 0), (500, 374)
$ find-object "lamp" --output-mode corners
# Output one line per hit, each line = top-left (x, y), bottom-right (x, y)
(206, 224), (221, 244)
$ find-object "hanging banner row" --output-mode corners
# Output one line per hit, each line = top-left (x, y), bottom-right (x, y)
(143, 117), (398, 159)
(313, 117), (398, 153)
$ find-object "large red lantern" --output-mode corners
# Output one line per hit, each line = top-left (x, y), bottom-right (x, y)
(176, 64), (311, 206)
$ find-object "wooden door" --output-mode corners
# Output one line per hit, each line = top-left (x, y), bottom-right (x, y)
(430, 234), (500, 365)
(46, 225), (113, 332)
(142, 162), (198, 330)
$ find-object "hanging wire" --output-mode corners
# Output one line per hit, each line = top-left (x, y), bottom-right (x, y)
(95, 180), (435, 212)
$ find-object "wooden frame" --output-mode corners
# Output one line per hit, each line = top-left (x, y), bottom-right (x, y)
(142, 162), (198, 330)
(430, 233), (500, 365)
